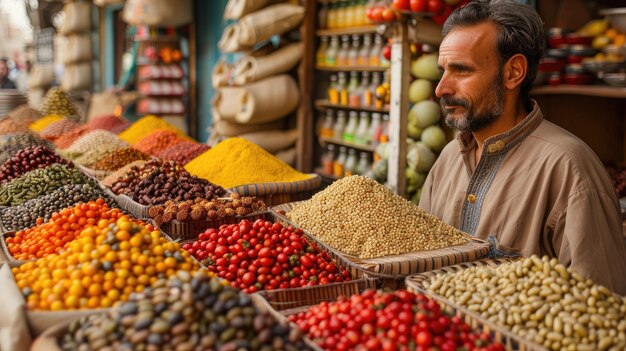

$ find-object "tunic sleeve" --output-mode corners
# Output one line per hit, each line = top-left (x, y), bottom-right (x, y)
(418, 169), (434, 213)
(555, 189), (626, 295)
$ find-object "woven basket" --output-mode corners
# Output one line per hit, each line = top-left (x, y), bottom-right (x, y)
(405, 259), (548, 351)
(228, 174), (321, 207)
(271, 202), (491, 287)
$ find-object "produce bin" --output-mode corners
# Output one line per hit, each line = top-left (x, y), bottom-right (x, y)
(272, 202), (492, 288)
(161, 210), (270, 241)
(405, 260), (548, 351)
(228, 174), (321, 207)
(0, 232), (37, 267)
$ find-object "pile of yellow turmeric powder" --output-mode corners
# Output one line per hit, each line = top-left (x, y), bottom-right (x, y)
(185, 137), (312, 188)
(118, 115), (188, 145)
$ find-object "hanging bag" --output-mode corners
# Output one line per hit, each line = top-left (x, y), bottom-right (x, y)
(233, 42), (303, 85)
(123, 0), (192, 27)
(60, 1), (92, 34)
(224, 0), (285, 20)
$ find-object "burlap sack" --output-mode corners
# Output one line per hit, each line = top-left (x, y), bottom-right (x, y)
(224, 0), (284, 20)
(239, 128), (297, 154)
(211, 119), (285, 137)
(218, 4), (304, 53)
(63, 34), (93, 64)
(60, 1), (92, 34)
(61, 62), (92, 91)
(233, 42), (303, 85)
(0, 264), (31, 351)
(28, 64), (55, 89)
(274, 146), (296, 166)
(234, 74), (299, 124)
(123, 0), (192, 27)
(87, 92), (121, 121)
(211, 86), (247, 121)
(94, 0), (125, 6)
(211, 58), (232, 88)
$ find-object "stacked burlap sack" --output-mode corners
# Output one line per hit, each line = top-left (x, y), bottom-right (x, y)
(56, 1), (94, 92)
(211, 0), (305, 166)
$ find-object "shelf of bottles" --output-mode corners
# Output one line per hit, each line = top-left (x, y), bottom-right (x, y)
(314, 99), (389, 114)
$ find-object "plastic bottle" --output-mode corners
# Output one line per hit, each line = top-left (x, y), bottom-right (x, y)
(369, 34), (384, 66)
(334, 146), (348, 177)
(343, 111), (359, 142)
(360, 71), (371, 106)
(320, 109), (335, 137)
(354, 0), (367, 26)
(348, 35), (360, 66)
(316, 36), (329, 66)
(322, 144), (335, 175)
(337, 35), (351, 66)
(344, 148), (358, 176)
(325, 36), (339, 66)
(318, 3), (329, 29)
(333, 110), (347, 139)
(356, 151), (372, 175)
(338, 72), (348, 106)
(336, 1), (346, 28)
(358, 34), (371, 66)
(367, 112), (382, 146)
(327, 74), (339, 104)
(354, 111), (370, 145)
(327, 0), (338, 29)
(345, 0), (356, 27)
(347, 71), (361, 107)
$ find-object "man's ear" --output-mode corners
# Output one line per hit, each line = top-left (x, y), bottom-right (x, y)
(504, 54), (527, 90)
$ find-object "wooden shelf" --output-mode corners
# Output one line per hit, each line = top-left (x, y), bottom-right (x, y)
(531, 85), (626, 99)
(319, 136), (377, 153)
(316, 25), (379, 37)
(315, 65), (388, 72)
(315, 100), (389, 114)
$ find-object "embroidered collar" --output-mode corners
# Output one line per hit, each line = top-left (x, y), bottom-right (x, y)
(456, 100), (544, 155)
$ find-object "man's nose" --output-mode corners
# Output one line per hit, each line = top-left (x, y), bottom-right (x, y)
(435, 72), (453, 98)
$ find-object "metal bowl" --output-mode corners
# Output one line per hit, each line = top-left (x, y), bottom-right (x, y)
(602, 72), (626, 87)
(600, 8), (626, 32)
(582, 59), (626, 73)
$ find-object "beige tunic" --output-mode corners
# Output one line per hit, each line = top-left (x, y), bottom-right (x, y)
(419, 101), (626, 295)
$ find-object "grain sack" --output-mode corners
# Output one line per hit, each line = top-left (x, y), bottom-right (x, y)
(94, 0), (125, 6)
(211, 119), (285, 137)
(233, 42), (303, 85)
(28, 64), (55, 89)
(63, 35), (92, 64)
(224, 0), (284, 20)
(123, 0), (192, 27)
(274, 146), (296, 166)
(239, 128), (297, 154)
(211, 86), (246, 121)
(60, 1), (92, 34)
(61, 63), (92, 92)
(211, 58), (232, 88)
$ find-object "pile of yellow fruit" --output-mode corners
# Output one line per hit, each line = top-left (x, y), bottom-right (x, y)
(578, 18), (626, 50)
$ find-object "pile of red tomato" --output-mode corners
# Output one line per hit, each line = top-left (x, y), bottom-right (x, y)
(182, 219), (351, 293)
(289, 289), (506, 351)
(366, 0), (471, 26)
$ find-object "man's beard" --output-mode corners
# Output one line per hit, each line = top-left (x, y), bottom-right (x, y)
(441, 69), (505, 133)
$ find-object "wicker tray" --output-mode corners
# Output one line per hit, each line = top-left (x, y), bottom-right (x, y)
(160, 210), (270, 241)
(228, 174), (322, 207)
(271, 202), (491, 280)
(0, 232), (37, 267)
(405, 260), (548, 351)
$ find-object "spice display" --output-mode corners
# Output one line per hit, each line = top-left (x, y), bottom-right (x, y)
(0, 184), (116, 232)
(157, 140), (210, 165)
(287, 176), (467, 259)
(132, 129), (187, 156)
(183, 219), (351, 293)
(91, 147), (151, 171)
(148, 193), (266, 225)
(0, 133), (53, 164)
(29, 114), (65, 132)
(5, 200), (124, 260)
(61, 130), (129, 166)
(54, 125), (93, 149)
(86, 115), (131, 134)
(111, 159), (227, 205)
(0, 117), (31, 135)
(290, 289), (505, 351)
(59, 271), (309, 351)
(7, 104), (41, 122)
(40, 87), (79, 118)
(13, 217), (199, 310)
(0, 145), (71, 184)
(185, 138), (312, 188)
(101, 160), (147, 188)
(39, 118), (81, 141)
(0, 164), (95, 206)
(427, 256), (626, 351)
(119, 115), (187, 145)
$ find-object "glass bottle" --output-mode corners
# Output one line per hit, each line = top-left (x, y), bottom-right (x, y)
(320, 109), (335, 137)
(356, 151), (372, 175)
(327, 0), (338, 29)
(347, 71), (361, 107)
(355, 111), (370, 145)
(348, 35), (360, 66)
(338, 72), (348, 106)
(345, 0), (356, 28)
(367, 112), (381, 146)
(325, 36), (339, 66)
(360, 71), (372, 107)
(355, 0), (368, 26)
(336, 0), (346, 28)
(378, 113), (390, 144)
(358, 34), (371, 66)
(369, 34), (384, 66)
(334, 146), (348, 177)
(322, 144), (335, 175)
(337, 35), (350, 67)
(318, 3), (328, 29)
(327, 74), (338, 104)
(333, 110), (347, 139)
(344, 148), (358, 177)
(316, 36), (329, 66)
(343, 111), (359, 142)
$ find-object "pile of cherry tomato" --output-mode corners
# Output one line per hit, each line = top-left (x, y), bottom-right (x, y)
(182, 219), (351, 293)
(289, 289), (505, 351)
